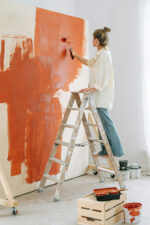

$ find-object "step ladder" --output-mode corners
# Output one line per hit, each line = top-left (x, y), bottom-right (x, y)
(38, 92), (126, 201)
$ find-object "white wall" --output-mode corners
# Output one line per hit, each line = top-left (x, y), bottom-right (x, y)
(76, 0), (149, 169)
(13, 0), (76, 16)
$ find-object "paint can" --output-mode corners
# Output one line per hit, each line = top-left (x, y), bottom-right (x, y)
(119, 160), (128, 170)
(123, 202), (142, 224)
(129, 164), (141, 179)
(119, 169), (130, 181)
(135, 166), (141, 178)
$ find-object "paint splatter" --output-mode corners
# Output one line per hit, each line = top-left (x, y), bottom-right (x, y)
(0, 8), (85, 183)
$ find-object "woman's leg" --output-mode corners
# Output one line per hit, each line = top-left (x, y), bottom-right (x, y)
(96, 108), (124, 157)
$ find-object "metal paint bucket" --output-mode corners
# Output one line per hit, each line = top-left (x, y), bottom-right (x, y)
(123, 202), (142, 224)
(129, 164), (141, 179)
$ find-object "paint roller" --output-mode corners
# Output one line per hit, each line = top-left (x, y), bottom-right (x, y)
(61, 37), (74, 59)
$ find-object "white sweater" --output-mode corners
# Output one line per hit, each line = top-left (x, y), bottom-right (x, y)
(88, 47), (114, 110)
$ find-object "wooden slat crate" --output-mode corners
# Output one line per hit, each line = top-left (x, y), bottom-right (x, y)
(77, 192), (126, 225)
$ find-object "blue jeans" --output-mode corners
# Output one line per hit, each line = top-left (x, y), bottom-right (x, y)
(97, 108), (124, 157)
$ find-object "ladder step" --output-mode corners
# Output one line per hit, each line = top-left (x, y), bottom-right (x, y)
(67, 107), (79, 111)
(55, 140), (70, 147)
(75, 142), (89, 147)
(84, 123), (97, 126)
(85, 107), (91, 110)
(61, 124), (76, 128)
(43, 174), (58, 182)
(66, 107), (91, 111)
(88, 138), (104, 144)
(49, 157), (66, 165)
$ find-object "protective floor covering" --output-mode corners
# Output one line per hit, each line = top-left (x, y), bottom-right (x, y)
(0, 175), (150, 225)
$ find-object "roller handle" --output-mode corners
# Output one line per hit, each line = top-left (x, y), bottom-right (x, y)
(69, 48), (74, 60)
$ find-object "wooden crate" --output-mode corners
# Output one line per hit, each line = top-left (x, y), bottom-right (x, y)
(77, 192), (126, 225)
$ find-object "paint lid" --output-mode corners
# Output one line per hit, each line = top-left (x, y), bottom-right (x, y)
(129, 164), (141, 169)
(119, 168), (130, 172)
(123, 202), (142, 210)
(119, 160), (128, 164)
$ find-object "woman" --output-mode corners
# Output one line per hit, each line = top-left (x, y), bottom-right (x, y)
(71, 27), (124, 157)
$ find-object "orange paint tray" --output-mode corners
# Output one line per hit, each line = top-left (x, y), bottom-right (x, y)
(93, 187), (121, 201)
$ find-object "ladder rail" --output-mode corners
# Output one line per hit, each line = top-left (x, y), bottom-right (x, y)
(53, 93), (89, 201)
(39, 93), (76, 190)
(57, 93), (76, 140)
(89, 95), (125, 188)
(89, 96), (112, 156)
(74, 93), (103, 183)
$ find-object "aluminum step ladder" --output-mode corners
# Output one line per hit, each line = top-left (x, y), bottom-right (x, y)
(38, 92), (126, 201)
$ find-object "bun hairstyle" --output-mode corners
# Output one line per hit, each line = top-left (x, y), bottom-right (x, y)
(103, 27), (111, 32)
(93, 27), (111, 47)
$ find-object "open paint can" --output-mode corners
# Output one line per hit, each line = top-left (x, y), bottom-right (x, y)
(129, 164), (141, 179)
(123, 202), (142, 224)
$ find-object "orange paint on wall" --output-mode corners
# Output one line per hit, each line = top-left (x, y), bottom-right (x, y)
(0, 8), (85, 183)
(34, 8), (85, 91)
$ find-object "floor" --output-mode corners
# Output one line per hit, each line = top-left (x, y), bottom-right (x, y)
(0, 175), (150, 225)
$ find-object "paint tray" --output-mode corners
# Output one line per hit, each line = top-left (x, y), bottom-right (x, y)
(93, 187), (121, 201)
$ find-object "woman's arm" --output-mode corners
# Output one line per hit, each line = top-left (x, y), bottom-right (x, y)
(80, 88), (96, 92)
(71, 49), (88, 66)
(70, 49), (98, 92)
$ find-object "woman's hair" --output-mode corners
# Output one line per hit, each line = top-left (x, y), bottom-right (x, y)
(93, 27), (111, 47)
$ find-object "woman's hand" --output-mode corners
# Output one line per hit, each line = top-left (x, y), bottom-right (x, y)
(71, 49), (77, 57)
(70, 49), (88, 66)
(79, 88), (96, 93)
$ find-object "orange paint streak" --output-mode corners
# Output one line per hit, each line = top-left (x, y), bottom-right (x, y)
(129, 210), (140, 216)
(0, 40), (5, 71)
(0, 9), (85, 183)
(130, 217), (135, 224)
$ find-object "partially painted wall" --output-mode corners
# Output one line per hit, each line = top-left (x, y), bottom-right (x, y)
(0, 0), (89, 196)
